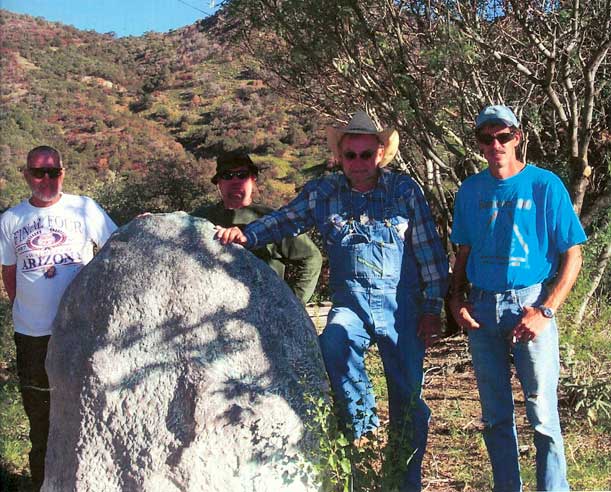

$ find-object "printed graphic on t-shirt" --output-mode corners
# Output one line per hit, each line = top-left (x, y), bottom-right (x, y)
(480, 198), (532, 269)
(13, 215), (86, 275)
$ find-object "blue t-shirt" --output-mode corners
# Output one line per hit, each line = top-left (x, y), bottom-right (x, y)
(451, 164), (587, 291)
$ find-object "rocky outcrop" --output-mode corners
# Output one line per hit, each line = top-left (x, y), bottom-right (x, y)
(44, 212), (328, 492)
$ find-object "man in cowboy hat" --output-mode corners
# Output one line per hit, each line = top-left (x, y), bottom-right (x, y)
(215, 111), (448, 491)
(192, 150), (322, 304)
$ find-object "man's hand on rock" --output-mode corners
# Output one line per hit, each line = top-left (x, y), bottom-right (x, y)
(214, 226), (248, 246)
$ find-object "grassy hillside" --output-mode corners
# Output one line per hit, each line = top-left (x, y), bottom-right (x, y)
(0, 9), (330, 220)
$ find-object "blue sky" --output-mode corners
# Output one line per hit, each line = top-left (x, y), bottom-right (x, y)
(1, 0), (218, 37)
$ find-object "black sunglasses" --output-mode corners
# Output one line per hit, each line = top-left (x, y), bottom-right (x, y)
(27, 167), (63, 179)
(218, 170), (252, 181)
(343, 149), (376, 161)
(476, 132), (515, 145)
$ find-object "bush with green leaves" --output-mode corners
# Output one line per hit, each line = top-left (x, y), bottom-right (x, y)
(92, 158), (214, 225)
(561, 217), (611, 328)
(560, 344), (611, 428)
(302, 389), (418, 492)
(301, 393), (352, 492)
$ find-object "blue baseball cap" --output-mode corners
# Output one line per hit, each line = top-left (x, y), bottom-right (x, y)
(475, 105), (520, 130)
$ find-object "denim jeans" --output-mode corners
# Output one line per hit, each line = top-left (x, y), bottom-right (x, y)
(468, 284), (569, 492)
(14, 333), (51, 492)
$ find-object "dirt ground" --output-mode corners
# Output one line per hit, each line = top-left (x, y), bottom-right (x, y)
(356, 333), (499, 491)
(379, 333), (609, 492)
(421, 334), (499, 491)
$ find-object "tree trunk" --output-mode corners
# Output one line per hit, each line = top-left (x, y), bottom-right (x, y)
(575, 237), (611, 324)
(571, 157), (591, 216)
(580, 189), (611, 229)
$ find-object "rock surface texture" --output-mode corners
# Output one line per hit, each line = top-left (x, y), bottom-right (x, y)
(44, 212), (328, 492)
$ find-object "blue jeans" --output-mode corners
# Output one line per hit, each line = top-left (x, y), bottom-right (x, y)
(468, 284), (569, 492)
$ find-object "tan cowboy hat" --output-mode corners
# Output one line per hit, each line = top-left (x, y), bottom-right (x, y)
(326, 110), (400, 167)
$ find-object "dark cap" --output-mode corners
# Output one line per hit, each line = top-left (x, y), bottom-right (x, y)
(211, 151), (260, 184)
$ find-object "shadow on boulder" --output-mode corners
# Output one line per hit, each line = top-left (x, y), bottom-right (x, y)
(44, 212), (329, 492)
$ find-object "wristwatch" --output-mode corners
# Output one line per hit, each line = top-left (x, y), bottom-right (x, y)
(539, 305), (555, 318)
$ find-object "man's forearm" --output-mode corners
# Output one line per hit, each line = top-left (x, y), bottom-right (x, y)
(292, 272), (319, 304)
(543, 244), (583, 311)
(422, 293), (445, 315)
(448, 244), (481, 329)
(412, 234), (449, 315)
(292, 258), (322, 305)
(450, 245), (471, 300)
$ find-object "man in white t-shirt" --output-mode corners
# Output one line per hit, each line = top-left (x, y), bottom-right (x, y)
(0, 146), (117, 490)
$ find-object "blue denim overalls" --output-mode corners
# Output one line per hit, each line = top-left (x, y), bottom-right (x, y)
(318, 188), (430, 491)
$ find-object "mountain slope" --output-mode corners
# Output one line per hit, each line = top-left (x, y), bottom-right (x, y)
(0, 10), (329, 218)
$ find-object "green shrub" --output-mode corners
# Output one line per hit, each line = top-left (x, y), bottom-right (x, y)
(302, 383), (418, 492)
(560, 344), (611, 428)
(302, 393), (352, 492)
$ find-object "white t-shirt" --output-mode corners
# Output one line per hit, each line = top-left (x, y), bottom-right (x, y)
(0, 193), (117, 336)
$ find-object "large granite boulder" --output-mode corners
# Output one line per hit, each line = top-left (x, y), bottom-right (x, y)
(44, 212), (328, 492)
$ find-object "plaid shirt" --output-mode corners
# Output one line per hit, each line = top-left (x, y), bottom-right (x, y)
(244, 169), (449, 314)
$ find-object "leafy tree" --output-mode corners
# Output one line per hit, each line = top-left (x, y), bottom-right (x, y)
(0, 165), (28, 211)
(222, 0), (610, 316)
(222, 0), (610, 222)
(441, 0), (611, 217)
(129, 91), (154, 112)
(93, 158), (213, 225)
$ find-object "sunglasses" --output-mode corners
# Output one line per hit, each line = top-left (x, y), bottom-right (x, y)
(218, 170), (252, 181)
(476, 132), (515, 145)
(343, 149), (376, 161)
(27, 167), (63, 179)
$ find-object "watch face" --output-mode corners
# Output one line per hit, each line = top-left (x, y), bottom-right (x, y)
(540, 306), (554, 318)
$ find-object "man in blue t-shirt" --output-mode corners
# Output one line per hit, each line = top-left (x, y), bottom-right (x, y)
(449, 105), (586, 492)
